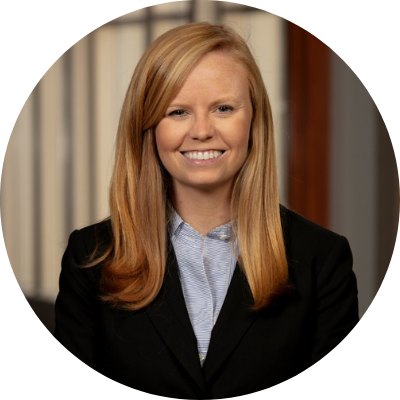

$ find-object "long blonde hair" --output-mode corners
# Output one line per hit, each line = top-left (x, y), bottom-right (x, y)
(97, 22), (289, 311)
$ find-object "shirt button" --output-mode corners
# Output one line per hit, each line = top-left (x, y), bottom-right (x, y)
(220, 234), (228, 240)
(199, 352), (205, 362)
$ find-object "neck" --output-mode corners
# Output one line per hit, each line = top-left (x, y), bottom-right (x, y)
(171, 183), (233, 235)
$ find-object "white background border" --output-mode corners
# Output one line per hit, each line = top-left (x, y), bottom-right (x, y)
(1, 1), (399, 398)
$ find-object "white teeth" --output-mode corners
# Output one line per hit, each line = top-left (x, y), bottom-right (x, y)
(183, 150), (223, 160)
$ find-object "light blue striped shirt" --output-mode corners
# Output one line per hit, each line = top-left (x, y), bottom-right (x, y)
(169, 212), (237, 365)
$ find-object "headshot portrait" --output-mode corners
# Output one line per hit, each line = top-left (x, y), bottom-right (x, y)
(1, 1), (399, 399)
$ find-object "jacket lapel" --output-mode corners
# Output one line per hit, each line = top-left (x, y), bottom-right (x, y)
(203, 264), (257, 382)
(146, 242), (258, 390)
(146, 242), (206, 394)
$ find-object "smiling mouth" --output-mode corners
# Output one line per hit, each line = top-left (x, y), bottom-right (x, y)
(182, 150), (225, 160)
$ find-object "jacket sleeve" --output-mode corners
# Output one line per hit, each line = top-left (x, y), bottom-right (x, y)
(311, 235), (359, 364)
(54, 229), (100, 368)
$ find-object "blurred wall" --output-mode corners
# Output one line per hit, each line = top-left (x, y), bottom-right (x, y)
(330, 51), (399, 315)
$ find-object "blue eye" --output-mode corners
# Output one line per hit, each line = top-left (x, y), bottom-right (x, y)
(217, 105), (233, 113)
(169, 110), (186, 116)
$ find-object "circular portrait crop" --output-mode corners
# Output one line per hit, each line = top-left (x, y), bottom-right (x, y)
(1, 1), (399, 399)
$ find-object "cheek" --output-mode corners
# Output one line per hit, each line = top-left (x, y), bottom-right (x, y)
(155, 125), (169, 158)
(154, 132), (164, 157)
(232, 123), (251, 154)
(155, 121), (180, 151)
(155, 126), (178, 173)
(230, 124), (251, 170)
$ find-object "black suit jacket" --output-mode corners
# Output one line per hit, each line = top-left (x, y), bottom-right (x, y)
(54, 207), (358, 399)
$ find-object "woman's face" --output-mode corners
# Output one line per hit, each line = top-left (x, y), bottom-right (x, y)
(155, 50), (253, 194)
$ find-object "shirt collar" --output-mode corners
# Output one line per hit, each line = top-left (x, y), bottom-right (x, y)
(169, 210), (185, 237)
(169, 209), (233, 240)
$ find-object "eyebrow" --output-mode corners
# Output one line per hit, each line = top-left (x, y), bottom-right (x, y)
(167, 96), (242, 109)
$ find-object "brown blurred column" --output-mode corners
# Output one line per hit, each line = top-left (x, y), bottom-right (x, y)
(287, 22), (330, 228)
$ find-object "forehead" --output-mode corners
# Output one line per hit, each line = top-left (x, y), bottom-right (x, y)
(173, 50), (249, 98)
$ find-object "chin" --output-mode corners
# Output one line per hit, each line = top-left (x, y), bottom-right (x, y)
(185, 179), (233, 192)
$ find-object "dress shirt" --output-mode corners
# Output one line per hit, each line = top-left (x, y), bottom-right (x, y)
(169, 212), (237, 365)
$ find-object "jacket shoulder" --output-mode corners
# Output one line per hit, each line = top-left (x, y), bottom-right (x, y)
(280, 206), (348, 264)
(281, 208), (352, 276)
(67, 219), (113, 265)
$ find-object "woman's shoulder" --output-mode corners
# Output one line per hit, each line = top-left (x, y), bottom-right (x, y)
(279, 207), (355, 300)
(58, 220), (113, 298)
(280, 205), (338, 235)
(66, 218), (113, 265)
(280, 205), (348, 259)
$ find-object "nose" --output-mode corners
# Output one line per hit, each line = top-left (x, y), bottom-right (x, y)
(189, 113), (214, 141)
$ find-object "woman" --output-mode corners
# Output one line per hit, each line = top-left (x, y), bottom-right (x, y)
(55, 22), (358, 399)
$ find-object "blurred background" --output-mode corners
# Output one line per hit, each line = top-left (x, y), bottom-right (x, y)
(1, 0), (398, 334)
